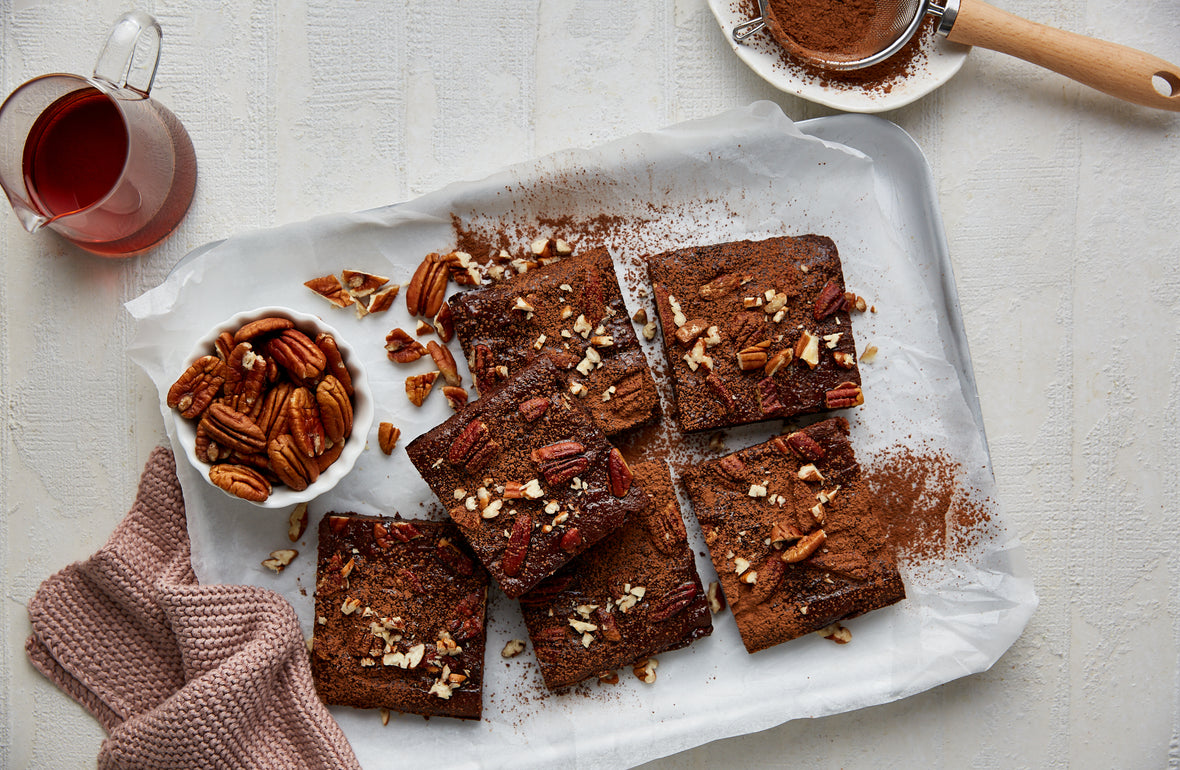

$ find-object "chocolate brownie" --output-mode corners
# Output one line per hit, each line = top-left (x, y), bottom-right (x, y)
(682, 418), (904, 653)
(448, 247), (659, 435)
(519, 460), (713, 689)
(310, 513), (489, 720)
(406, 356), (649, 598)
(646, 235), (864, 432)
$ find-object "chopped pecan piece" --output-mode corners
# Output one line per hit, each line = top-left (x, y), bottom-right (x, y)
(378, 422), (401, 455)
(737, 341), (771, 371)
(341, 269), (389, 298)
(698, 272), (742, 300)
(305, 275), (353, 308)
(442, 386), (469, 410)
(427, 341), (461, 386)
(433, 303), (455, 342)
(782, 529), (826, 563)
(406, 372), (439, 407)
(385, 328), (427, 364)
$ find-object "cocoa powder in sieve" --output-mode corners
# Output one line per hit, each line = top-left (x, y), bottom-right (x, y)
(765, 0), (877, 55)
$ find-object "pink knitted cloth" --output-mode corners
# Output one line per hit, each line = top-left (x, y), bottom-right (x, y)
(25, 447), (360, 769)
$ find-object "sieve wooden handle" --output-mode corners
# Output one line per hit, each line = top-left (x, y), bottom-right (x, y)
(947, 0), (1180, 111)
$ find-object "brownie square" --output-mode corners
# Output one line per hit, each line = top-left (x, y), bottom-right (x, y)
(682, 418), (904, 654)
(646, 235), (864, 432)
(448, 247), (659, 435)
(310, 513), (489, 720)
(406, 356), (649, 598)
(519, 459), (713, 689)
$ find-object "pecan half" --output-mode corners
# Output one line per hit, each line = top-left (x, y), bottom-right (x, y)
(265, 329), (327, 381)
(758, 377), (785, 417)
(698, 272), (742, 300)
(648, 581), (699, 622)
(315, 440), (344, 472)
(385, 328), (427, 364)
(558, 527), (583, 551)
(718, 454), (747, 481)
(168, 356), (227, 419)
(737, 341), (770, 371)
(748, 555), (785, 605)
(674, 318), (709, 347)
(518, 396), (550, 422)
(782, 529), (826, 563)
(285, 387), (325, 458)
(208, 463), (271, 502)
(825, 381), (864, 409)
(645, 501), (687, 555)
(199, 402), (266, 455)
(316, 375), (353, 443)
(607, 448), (633, 497)
(314, 333), (353, 396)
(471, 344), (500, 394)
(234, 316), (295, 344)
(437, 537), (475, 576)
(501, 514), (533, 577)
(764, 348), (792, 376)
(448, 419), (493, 466)
(268, 433), (320, 491)
(405, 372), (439, 407)
(427, 341), (461, 386)
(541, 456), (589, 486)
(705, 373), (737, 413)
(530, 441), (585, 463)
(449, 590), (485, 642)
(813, 280), (845, 320)
(405, 252), (449, 317)
(213, 331), (236, 361)
(784, 430), (826, 461)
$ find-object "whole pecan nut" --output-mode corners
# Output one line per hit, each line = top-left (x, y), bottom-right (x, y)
(645, 501), (687, 555)
(314, 333), (353, 396)
(208, 463), (271, 502)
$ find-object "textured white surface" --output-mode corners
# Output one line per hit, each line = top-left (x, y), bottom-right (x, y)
(1, 1), (1178, 768)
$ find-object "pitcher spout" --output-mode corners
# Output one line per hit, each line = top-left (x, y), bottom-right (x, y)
(2, 188), (51, 232)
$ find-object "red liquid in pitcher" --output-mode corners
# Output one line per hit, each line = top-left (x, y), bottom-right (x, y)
(20, 85), (196, 256)
(23, 87), (128, 217)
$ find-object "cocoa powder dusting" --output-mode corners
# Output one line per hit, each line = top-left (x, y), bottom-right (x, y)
(864, 445), (997, 566)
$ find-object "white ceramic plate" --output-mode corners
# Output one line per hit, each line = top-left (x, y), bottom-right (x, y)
(172, 306), (373, 509)
(708, 0), (970, 112)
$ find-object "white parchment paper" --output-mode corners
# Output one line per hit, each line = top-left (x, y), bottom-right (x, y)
(126, 102), (1036, 770)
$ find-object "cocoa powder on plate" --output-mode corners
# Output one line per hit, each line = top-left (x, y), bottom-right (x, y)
(765, 0), (877, 55)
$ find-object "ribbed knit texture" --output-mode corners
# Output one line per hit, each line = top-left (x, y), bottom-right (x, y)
(25, 447), (360, 770)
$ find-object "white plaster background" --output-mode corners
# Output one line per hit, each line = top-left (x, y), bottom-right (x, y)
(1, 1), (1177, 767)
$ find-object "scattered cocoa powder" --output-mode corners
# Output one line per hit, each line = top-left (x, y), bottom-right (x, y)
(864, 445), (997, 565)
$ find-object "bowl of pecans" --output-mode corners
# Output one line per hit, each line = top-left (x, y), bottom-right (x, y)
(167, 307), (373, 508)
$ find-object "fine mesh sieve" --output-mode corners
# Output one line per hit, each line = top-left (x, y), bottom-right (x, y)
(731, 0), (1180, 111)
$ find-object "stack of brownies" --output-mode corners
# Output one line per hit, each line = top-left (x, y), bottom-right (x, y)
(310, 235), (905, 720)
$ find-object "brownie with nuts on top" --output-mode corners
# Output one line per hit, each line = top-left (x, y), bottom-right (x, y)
(310, 513), (489, 720)
(646, 235), (864, 433)
(447, 247), (659, 435)
(519, 459), (712, 689)
(406, 355), (648, 598)
(682, 418), (904, 654)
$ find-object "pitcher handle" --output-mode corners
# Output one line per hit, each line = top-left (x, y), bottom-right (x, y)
(92, 11), (161, 97)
